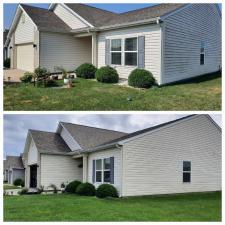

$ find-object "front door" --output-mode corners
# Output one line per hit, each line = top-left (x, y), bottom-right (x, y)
(30, 165), (37, 188)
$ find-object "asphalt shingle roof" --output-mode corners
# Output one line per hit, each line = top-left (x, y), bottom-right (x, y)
(29, 130), (71, 154)
(60, 122), (127, 150)
(20, 4), (71, 32)
(5, 156), (24, 169)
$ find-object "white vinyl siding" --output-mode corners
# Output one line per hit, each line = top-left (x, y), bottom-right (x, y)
(122, 115), (221, 196)
(162, 4), (221, 84)
(12, 169), (25, 183)
(16, 44), (34, 71)
(54, 4), (88, 29)
(40, 32), (92, 72)
(15, 11), (35, 44)
(27, 139), (38, 165)
(40, 154), (82, 189)
(97, 24), (162, 83)
(88, 148), (122, 195)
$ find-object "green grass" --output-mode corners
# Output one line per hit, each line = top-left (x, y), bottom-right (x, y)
(4, 191), (221, 221)
(3, 184), (21, 190)
(4, 72), (221, 111)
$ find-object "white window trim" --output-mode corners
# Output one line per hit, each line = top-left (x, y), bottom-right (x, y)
(109, 36), (139, 67)
(124, 37), (138, 66)
(110, 39), (122, 66)
(183, 161), (191, 183)
(95, 158), (111, 184)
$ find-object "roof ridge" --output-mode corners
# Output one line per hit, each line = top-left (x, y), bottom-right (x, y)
(60, 122), (128, 134)
(20, 3), (50, 11)
(29, 129), (56, 134)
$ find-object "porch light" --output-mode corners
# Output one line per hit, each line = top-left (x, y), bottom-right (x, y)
(33, 44), (37, 48)
(9, 46), (12, 49)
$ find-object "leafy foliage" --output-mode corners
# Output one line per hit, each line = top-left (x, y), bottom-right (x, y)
(65, 180), (82, 194)
(4, 58), (10, 68)
(96, 184), (118, 198)
(76, 182), (96, 196)
(13, 179), (24, 187)
(96, 66), (119, 83)
(75, 63), (97, 79)
(20, 72), (33, 83)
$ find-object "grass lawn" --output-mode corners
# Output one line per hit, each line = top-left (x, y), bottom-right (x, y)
(4, 72), (221, 111)
(3, 184), (21, 190)
(4, 191), (221, 221)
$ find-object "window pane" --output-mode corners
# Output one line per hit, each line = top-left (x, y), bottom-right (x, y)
(111, 39), (121, 51)
(104, 171), (110, 182)
(104, 158), (110, 170)
(183, 172), (191, 183)
(96, 171), (102, 182)
(183, 161), (191, 171)
(96, 159), (102, 170)
(111, 53), (121, 65)
(200, 54), (205, 65)
(125, 52), (137, 66)
(125, 38), (137, 51)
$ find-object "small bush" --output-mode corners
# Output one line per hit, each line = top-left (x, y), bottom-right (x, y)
(96, 184), (118, 198)
(34, 67), (49, 87)
(13, 178), (24, 187)
(76, 182), (95, 196)
(75, 63), (97, 79)
(37, 185), (44, 194)
(65, 180), (81, 193)
(4, 58), (10, 68)
(46, 79), (58, 87)
(20, 72), (33, 83)
(128, 69), (155, 88)
(49, 184), (58, 194)
(18, 188), (28, 195)
(96, 66), (119, 83)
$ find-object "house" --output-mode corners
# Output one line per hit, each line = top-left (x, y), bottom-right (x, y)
(22, 114), (221, 196)
(3, 155), (25, 184)
(5, 3), (221, 85)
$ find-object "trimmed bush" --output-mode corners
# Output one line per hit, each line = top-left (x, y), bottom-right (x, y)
(76, 182), (95, 196)
(96, 184), (118, 198)
(65, 180), (81, 193)
(128, 69), (155, 88)
(75, 63), (97, 79)
(95, 66), (119, 83)
(20, 72), (33, 83)
(13, 178), (24, 187)
(49, 184), (58, 194)
(18, 188), (28, 195)
(4, 58), (10, 68)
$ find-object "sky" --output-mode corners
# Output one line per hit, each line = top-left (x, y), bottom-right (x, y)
(3, 114), (221, 159)
(4, 3), (222, 29)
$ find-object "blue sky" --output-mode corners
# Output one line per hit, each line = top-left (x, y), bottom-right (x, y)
(3, 114), (221, 159)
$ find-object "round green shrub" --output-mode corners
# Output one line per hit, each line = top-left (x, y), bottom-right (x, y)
(96, 184), (118, 198)
(65, 180), (81, 193)
(20, 72), (33, 83)
(75, 63), (97, 79)
(128, 69), (155, 88)
(4, 58), (10, 68)
(95, 66), (119, 83)
(76, 182), (95, 196)
(13, 178), (24, 187)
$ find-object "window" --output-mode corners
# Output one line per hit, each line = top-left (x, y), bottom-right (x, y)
(125, 37), (137, 66)
(111, 39), (122, 65)
(95, 158), (111, 183)
(200, 41), (205, 65)
(183, 161), (191, 183)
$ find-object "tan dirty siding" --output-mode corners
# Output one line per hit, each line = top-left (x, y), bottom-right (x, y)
(122, 115), (221, 196)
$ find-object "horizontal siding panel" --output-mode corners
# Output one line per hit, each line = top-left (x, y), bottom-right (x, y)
(122, 115), (221, 196)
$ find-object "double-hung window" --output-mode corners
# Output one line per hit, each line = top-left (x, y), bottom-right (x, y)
(125, 37), (138, 66)
(200, 41), (205, 65)
(183, 161), (191, 183)
(95, 158), (111, 183)
(111, 39), (122, 65)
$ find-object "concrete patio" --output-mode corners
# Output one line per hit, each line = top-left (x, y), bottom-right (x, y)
(3, 69), (26, 82)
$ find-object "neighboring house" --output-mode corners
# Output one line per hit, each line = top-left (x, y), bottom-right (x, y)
(22, 114), (221, 196)
(3, 29), (9, 61)
(5, 3), (221, 85)
(3, 155), (25, 184)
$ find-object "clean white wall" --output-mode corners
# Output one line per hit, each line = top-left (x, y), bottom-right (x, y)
(54, 4), (88, 30)
(27, 139), (38, 165)
(15, 11), (36, 44)
(122, 115), (221, 196)
(40, 154), (82, 189)
(162, 4), (221, 84)
(97, 24), (162, 83)
(88, 148), (122, 195)
(40, 32), (92, 72)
